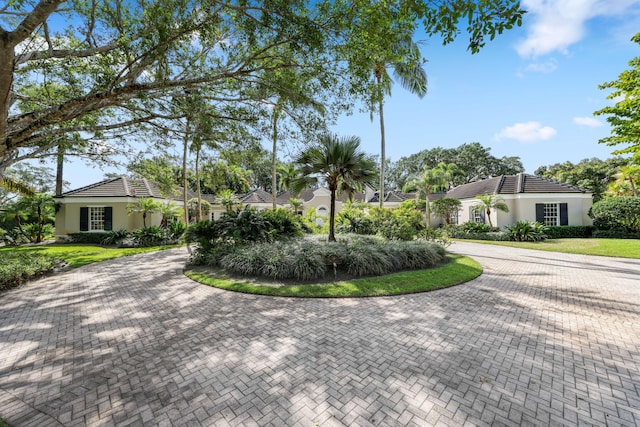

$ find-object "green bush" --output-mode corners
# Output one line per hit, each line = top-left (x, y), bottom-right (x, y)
(0, 252), (58, 291)
(507, 221), (548, 242)
(101, 229), (130, 246)
(592, 229), (640, 239)
(165, 221), (187, 240)
(210, 236), (446, 281)
(456, 231), (512, 241)
(129, 226), (173, 247)
(589, 197), (640, 232)
(545, 226), (594, 239)
(68, 232), (111, 244)
(186, 207), (306, 258)
(461, 222), (494, 233)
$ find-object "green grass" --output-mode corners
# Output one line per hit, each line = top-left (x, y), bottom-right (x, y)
(184, 254), (482, 298)
(0, 244), (181, 268)
(459, 238), (640, 259)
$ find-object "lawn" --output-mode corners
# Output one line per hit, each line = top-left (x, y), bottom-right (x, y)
(0, 243), (181, 268)
(184, 254), (482, 298)
(460, 238), (640, 259)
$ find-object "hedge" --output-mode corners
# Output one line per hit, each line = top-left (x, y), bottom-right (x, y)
(545, 226), (595, 239)
(592, 230), (640, 239)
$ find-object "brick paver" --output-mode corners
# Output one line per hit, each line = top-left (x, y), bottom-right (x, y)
(1, 242), (639, 426)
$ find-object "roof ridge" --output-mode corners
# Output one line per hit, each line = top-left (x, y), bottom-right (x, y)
(495, 175), (506, 194)
(121, 176), (133, 196)
(142, 178), (153, 197)
(58, 176), (120, 197)
(517, 173), (525, 193)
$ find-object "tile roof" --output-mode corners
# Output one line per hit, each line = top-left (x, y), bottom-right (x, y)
(57, 176), (213, 202)
(238, 189), (274, 204)
(446, 173), (591, 200)
(367, 191), (417, 203)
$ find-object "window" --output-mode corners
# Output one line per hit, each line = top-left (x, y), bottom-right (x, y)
(472, 209), (484, 223)
(89, 207), (105, 231)
(535, 203), (568, 226)
(450, 210), (459, 225)
(80, 206), (112, 231)
(543, 203), (558, 226)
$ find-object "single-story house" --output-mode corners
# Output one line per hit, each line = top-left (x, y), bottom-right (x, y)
(445, 173), (593, 227)
(54, 177), (213, 240)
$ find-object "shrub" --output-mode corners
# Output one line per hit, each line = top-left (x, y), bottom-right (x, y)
(369, 206), (424, 241)
(589, 197), (640, 232)
(456, 231), (512, 241)
(165, 220), (187, 240)
(129, 226), (172, 247)
(545, 226), (594, 239)
(592, 229), (640, 239)
(0, 252), (58, 291)
(68, 232), (111, 244)
(507, 221), (548, 242)
(461, 222), (494, 233)
(214, 236), (446, 281)
(101, 229), (130, 246)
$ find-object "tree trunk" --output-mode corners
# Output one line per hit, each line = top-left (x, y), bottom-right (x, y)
(377, 76), (385, 209)
(425, 188), (431, 228)
(55, 145), (64, 196)
(271, 109), (279, 210)
(0, 39), (15, 179)
(628, 177), (638, 197)
(183, 118), (190, 225)
(195, 146), (202, 222)
(329, 186), (337, 242)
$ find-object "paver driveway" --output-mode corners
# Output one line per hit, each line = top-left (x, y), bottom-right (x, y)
(1, 242), (639, 426)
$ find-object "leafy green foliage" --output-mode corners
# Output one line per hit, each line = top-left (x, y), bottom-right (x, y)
(369, 205), (424, 241)
(594, 32), (640, 156)
(589, 197), (640, 232)
(431, 198), (462, 225)
(387, 142), (524, 190)
(461, 222), (494, 233)
(0, 193), (56, 244)
(0, 252), (58, 291)
(68, 232), (112, 244)
(507, 221), (548, 242)
(535, 157), (627, 202)
(101, 229), (130, 246)
(210, 235), (446, 281)
(545, 226), (595, 239)
(592, 230), (640, 239)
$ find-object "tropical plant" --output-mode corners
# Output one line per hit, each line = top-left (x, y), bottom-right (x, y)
(589, 197), (640, 232)
(507, 221), (548, 242)
(159, 201), (184, 227)
(430, 198), (462, 225)
(215, 190), (240, 212)
(101, 229), (131, 246)
(288, 198), (303, 214)
(1, 193), (56, 244)
(404, 163), (457, 227)
(127, 198), (162, 228)
(294, 133), (377, 242)
(472, 194), (509, 228)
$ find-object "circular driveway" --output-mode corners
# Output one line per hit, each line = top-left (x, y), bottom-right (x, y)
(1, 242), (639, 426)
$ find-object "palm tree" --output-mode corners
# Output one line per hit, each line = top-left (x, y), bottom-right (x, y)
(404, 162), (457, 228)
(278, 163), (299, 193)
(127, 198), (162, 228)
(1, 176), (35, 196)
(288, 197), (303, 214)
(294, 133), (377, 242)
(370, 31), (427, 208)
(472, 194), (509, 228)
(216, 189), (239, 212)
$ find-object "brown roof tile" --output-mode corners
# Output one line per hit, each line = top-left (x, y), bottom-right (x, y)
(446, 173), (590, 199)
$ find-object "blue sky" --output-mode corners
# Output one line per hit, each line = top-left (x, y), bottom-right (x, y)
(60, 0), (640, 190)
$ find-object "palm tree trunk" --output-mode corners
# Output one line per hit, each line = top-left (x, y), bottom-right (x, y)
(195, 146), (202, 222)
(55, 145), (64, 196)
(628, 177), (638, 197)
(271, 109), (279, 210)
(425, 187), (431, 228)
(378, 80), (386, 209)
(183, 118), (190, 225)
(329, 187), (337, 242)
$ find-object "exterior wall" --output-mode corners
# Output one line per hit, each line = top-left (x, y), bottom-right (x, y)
(55, 197), (174, 240)
(455, 193), (593, 228)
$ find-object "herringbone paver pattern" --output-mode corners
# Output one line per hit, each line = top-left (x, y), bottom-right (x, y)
(1, 242), (639, 426)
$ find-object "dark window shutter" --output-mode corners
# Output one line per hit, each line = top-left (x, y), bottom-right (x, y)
(80, 207), (89, 231)
(560, 203), (568, 226)
(535, 204), (544, 223)
(469, 206), (473, 222)
(480, 210), (486, 223)
(104, 207), (113, 231)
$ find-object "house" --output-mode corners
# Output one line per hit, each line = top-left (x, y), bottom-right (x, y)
(54, 177), (213, 240)
(445, 173), (593, 227)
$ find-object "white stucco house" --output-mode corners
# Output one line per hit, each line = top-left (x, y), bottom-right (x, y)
(445, 173), (593, 227)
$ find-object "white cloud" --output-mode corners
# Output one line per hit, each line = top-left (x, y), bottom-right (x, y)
(495, 121), (557, 142)
(516, 0), (640, 58)
(573, 116), (603, 127)
(524, 60), (558, 73)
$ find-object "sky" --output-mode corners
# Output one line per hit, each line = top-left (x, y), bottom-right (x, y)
(59, 0), (640, 190)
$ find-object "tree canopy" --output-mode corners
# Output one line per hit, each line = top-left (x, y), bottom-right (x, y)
(387, 142), (524, 190)
(1, 0), (524, 180)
